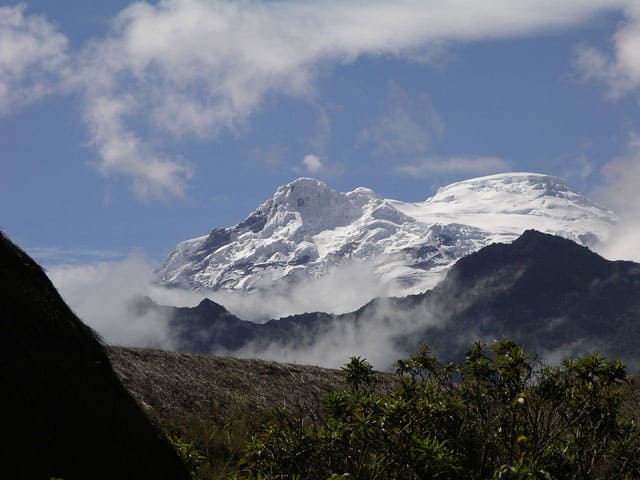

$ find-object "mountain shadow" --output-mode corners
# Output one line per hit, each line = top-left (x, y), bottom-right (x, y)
(0, 232), (190, 480)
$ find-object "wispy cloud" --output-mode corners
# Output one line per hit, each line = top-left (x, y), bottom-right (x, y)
(69, 0), (636, 198)
(82, 94), (193, 200)
(3, 0), (637, 199)
(570, 5), (640, 262)
(397, 155), (510, 177)
(302, 153), (323, 174)
(27, 246), (125, 265)
(0, 4), (68, 113)
(294, 152), (344, 177)
(574, 3), (640, 98)
(45, 254), (401, 357)
(46, 256), (208, 348)
(575, 2), (640, 261)
(595, 133), (640, 261)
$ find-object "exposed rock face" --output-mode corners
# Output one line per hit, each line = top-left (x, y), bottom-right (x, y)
(0, 232), (190, 480)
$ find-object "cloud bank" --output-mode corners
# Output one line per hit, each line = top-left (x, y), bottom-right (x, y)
(568, 4), (640, 263)
(45, 252), (434, 370)
(575, 3), (640, 97)
(0, 4), (68, 113)
(594, 133), (640, 262)
(45, 242), (632, 372)
(230, 297), (443, 370)
(46, 256), (182, 348)
(4, 0), (637, 197)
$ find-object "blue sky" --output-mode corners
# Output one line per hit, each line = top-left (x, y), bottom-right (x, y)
(2, 0), (640, 264)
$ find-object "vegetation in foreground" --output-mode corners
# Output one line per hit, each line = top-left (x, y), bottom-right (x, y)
(164, 339), (640, 479)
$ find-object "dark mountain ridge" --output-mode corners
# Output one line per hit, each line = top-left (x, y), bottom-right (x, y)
(155, 230), (640, 369)
(419, 230), (640, 361)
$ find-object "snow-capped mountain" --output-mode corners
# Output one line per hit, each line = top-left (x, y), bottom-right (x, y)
(155, 173), (615, 298)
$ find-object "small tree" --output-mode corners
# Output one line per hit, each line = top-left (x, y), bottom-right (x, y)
(341, 356), (374, 391)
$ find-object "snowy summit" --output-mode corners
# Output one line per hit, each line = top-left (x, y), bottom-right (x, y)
(155, 173), (615, 299)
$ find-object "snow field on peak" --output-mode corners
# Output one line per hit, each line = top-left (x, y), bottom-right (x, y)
(394, 173), (613, 246)
(155, 173), (616, 309)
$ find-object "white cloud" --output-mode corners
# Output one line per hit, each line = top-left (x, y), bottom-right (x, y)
(69, 0), (632, 199)
(43, 252), (435, 369)
(83, 94), (193, 199)
(558, 153), (596, 186)
(571, 5), (640, 263)
(574, 3), (640, 97)
(397, 155), (510, 177)
(47, 257), (176, 348)
(44, 252), (405, 361)
(210, 259), (405, 322)
(595, 133), (640, 261)
(46, 255), (208, 348)
(231, 297), (441, 370)
(302, 153), (323, 173)
(3, 0), (637, 199)
(0, 4), (68, 113)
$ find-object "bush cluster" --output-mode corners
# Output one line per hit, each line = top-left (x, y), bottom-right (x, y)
(238, 340), (640, 479)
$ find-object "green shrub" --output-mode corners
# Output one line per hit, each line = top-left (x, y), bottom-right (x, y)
(162, 410), (255, 479)
(238, 339), (640, 480)
(158, 340), (640, 479)
(169, 435), (206, 477)
(341, 356), (374, 391)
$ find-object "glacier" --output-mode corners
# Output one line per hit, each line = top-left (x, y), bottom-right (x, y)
(155, 173), (615, 302)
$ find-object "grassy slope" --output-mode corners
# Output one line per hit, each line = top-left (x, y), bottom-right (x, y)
(108, 346), (398, 426)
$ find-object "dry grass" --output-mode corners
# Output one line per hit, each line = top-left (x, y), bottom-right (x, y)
(107, 346), (398, 426)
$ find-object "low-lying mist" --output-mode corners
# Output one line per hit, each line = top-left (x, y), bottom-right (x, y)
(45, 251), (523, 370)
(226, 297), (447, 370)
(46, 201), (640, 371)
(46, 255), (438, 369)
(47, 256), (182, 350)
(209, 259), (417, 321)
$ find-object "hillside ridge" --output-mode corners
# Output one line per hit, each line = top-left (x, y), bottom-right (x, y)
(107, 346), (397, 425)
